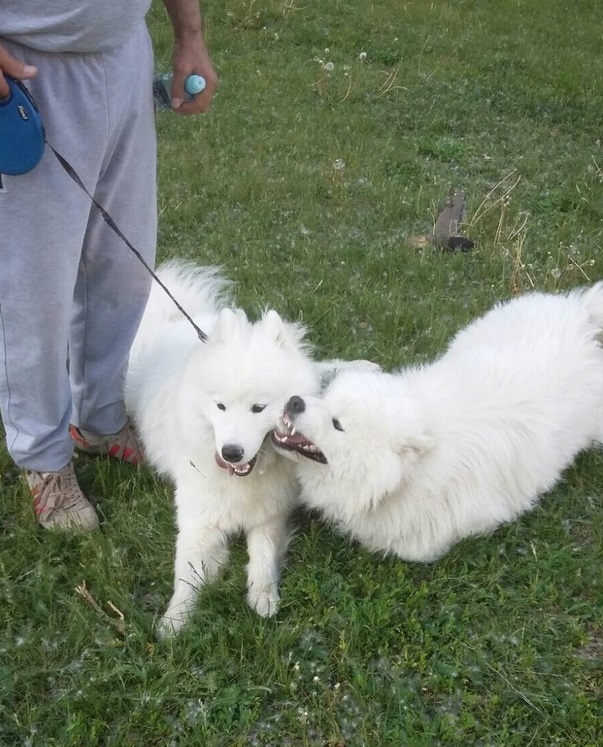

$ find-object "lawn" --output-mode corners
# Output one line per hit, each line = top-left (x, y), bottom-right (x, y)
(2, 1), (602, 744)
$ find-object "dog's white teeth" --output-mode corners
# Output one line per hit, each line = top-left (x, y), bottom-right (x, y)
(290, 426), (297, 436)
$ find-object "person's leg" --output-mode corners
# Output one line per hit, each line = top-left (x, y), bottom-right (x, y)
(0, 28), (155, 528)
(69, 22), (157, 439)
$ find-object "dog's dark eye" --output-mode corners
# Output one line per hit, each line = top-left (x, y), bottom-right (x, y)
(216, 403), (226, 411)
(332, 418), (344, 432)
(251, 404), (266, 414)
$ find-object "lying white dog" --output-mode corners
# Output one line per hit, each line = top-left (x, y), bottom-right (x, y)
(273, 284), (603, 563)
(126, 261), (373, 635)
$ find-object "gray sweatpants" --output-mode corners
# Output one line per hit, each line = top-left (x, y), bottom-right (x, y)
(0, 22), (157, 471)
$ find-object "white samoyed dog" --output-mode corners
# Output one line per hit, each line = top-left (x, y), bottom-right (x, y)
(126, 261), (374, 635)
(272, 284), (603, 563)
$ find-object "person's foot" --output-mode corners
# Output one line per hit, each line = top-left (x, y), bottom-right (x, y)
(25, 462), (99, 531)
(69, 421), (144, 465)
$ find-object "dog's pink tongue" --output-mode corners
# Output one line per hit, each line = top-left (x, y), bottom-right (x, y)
(284, 432), (310, 446)
(214, 452), (236, 475)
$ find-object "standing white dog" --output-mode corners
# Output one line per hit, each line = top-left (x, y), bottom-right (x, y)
(126, 261), (373, 635)
(273, 284), (603, 563)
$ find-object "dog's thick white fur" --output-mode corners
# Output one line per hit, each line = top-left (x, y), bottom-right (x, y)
(126, 261), (374, 635)
(273, 284), (603, 563)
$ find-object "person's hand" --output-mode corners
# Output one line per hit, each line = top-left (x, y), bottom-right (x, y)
(0, 44), (37, 98)
(169, 30), (218, 116)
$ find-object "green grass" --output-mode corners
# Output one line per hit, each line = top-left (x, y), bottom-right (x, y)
(2, 1), (603, 744)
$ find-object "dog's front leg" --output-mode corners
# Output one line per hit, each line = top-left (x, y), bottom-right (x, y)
(158, 525), (229, 637)
(245, 517), (289, 618)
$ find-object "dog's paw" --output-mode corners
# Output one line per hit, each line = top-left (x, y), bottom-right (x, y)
(247, 587), (280, 618)
(156, 611), (187, 640)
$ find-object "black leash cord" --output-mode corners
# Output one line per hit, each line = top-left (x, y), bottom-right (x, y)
(46, 140), (208, 343)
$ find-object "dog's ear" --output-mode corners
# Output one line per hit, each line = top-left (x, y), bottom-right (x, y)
(396, 432), (434, 459)
(211, 307), (247, 343)
(263, 309), (307, 349)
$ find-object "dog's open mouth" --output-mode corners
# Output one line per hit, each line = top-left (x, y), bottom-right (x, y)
(214, 453), (257, 477)
(271, 414), (327, 464)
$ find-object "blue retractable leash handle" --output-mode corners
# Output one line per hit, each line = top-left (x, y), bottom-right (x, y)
(0, 75), (45, 175)
(0, 75), (207, 342)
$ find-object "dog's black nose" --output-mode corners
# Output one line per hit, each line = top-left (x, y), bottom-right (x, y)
(221, 444), (244, 463)
(286, 395), (305, 415)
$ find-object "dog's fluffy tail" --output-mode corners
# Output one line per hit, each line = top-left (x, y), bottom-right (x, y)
(133, 260), (232, 355)
(582, 281), (603, 329)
